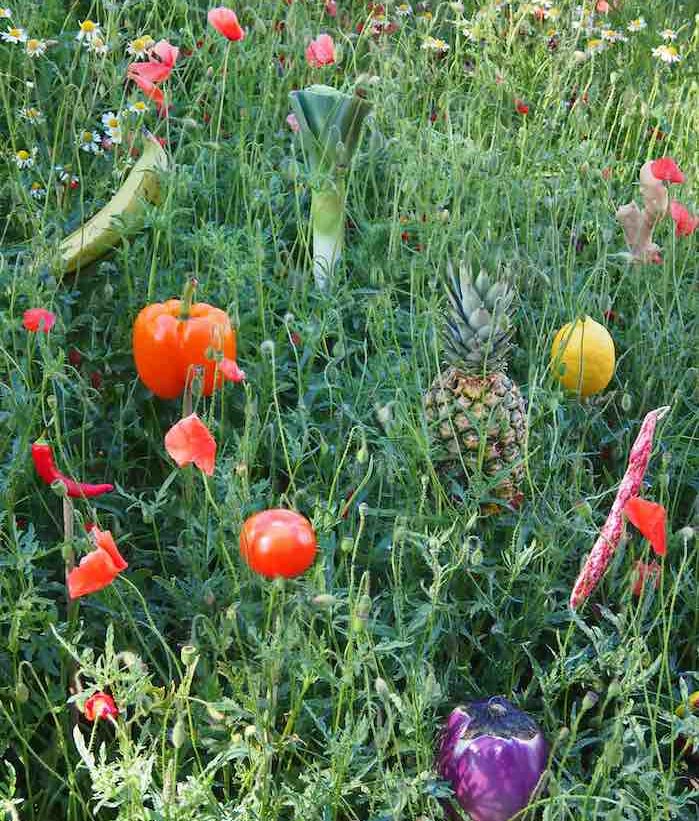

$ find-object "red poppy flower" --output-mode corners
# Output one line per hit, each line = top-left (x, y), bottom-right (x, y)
(305, 34), (335, 67)
(631, 560), (661, 597)
(23, 308), (56, 333)
(670, 200), (699, 237)
(596, 0), (610, 12)
(165, 413), (216, 476)
(325, 0), (338, 16)
(84, 692), (119, 722)
(514, 99), (529, 115)
(67, 528), (128, 599)
(624, 496), (667, 556)
(127, 39), (179, 83)
(208, 7), (246, 41)
(649, 157), (685, 184)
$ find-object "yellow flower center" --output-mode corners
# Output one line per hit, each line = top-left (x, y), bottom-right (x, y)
(107, 117), (119, 128)
(80, 20), (97, 33)
(17, 150), (29, 160)
(82, 131), (94, 142)
(131, 37), (147, 51)
(132, 102), (146, 111)
(8, 27), (20, 37)
(26, 38), (41, 51)
(31, 182), (42, 190)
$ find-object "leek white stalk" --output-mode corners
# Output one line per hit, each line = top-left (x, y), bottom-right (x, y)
(289, 85), (371, 290)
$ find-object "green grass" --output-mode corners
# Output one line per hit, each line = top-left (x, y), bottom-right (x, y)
(1, 1), (698, 819)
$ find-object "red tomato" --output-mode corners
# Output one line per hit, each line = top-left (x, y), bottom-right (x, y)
(239, 509), (317, 579)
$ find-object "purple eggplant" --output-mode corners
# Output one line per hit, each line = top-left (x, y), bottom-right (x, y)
(437, 697), (549, 821)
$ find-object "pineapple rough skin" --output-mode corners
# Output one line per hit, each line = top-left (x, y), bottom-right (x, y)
(424, 366), (527, 511)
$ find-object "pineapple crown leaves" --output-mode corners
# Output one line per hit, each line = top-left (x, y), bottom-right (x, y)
(443, 259), (515, 373)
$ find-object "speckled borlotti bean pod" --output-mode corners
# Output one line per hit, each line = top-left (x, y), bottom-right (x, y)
(569, 405), (670, 609)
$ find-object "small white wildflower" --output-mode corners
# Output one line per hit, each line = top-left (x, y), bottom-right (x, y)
(86, 35), (108, 55)
(126, 34), (154, 58)
(14, 147), (36, 168)
(128, 99), (149, 115)
(0, 8), (12, 18)
(660, 28), (677, 41)
(19, 106), (44, 123)
(652, 44), (681, 63)
(627, 17), (646, 32)
(600, 29), (626, 43)
(29, 181), (46, 199)
(25, 37), (47, 57)
(586, 38), (606, 54)
(76, 19), (100, 42)
(422, 35), (449, 52)
(1, 25), (26, 42)
(77, 129), (102, 153)
(396, 2), (413, 15)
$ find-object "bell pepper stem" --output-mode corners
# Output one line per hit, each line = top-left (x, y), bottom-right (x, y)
(312, 185), (345, 290)
(180, 277), (198, 321)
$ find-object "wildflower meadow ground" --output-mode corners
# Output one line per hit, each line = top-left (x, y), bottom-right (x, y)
(0, 1), (698, 820)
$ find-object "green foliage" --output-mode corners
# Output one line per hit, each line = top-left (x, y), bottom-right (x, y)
(1, 1), (698, 820)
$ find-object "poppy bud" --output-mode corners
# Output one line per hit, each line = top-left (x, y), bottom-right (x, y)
(582, 691), (599, 711)
(621, 393), (633, 412)
(181, 645), (199, 667)
(51, 479), (69, 498)
(171, 717), (187, 749)
(374, 677), (390, 699)
(15, 680), (29, 703)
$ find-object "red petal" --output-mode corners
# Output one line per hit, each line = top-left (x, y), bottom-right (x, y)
(67, 549), (121, 599)
(670, 200), (699, 237)
(220, 358), (246, 383)
(127, 60), (173, 84)
(208, 8), (246, 41)
(23, 308), (56, 333)
(151, 38), (179, 67)
(92, 528), (128, 572)
(624, 496), (667, 556)
(649, 157), (685, 184)
(165, 413), (217, 476)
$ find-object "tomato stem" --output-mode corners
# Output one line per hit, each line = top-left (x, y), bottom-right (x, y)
(180, 277), (198, 321)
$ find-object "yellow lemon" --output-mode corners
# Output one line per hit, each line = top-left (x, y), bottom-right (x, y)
(550, 316), (615, 397)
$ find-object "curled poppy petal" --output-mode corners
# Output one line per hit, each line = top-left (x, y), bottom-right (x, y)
(220, 357), (246, 383)
(624, 496), (667, 556)
(67, 529), (127, 599)
(649, 157), (684, 184)
(165, 413), (216, 476)
(670, 200), (699, 237)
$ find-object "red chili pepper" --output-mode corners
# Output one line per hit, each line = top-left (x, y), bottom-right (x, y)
(31, 442), (114, 498)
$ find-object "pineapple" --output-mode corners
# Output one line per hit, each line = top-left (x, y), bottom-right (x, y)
(424, 262), (526, 511)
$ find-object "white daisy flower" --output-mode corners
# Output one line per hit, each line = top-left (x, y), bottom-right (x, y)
(76, 19), (101, 42)
(126, 35), (154, 58)
(29, 181), (46, 199)
(1, 25), (26, 43)
(19, 106), (44, 123)
(660, 28), (677, 41)
(128, 100), (149, 116)
(78, 129), (102, 153)
(652, 44), (681, 63)
(86, 36), (108, 55)
(15, 147), (37, 168)
(422, 35), (450, 52)
(396, 3), (413, 15)
(25, 38), (47, 57)
(0, 8), (12, 18)
(627, 17), (646, 32)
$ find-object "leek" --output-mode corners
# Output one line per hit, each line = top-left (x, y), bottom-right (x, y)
(289, 84), (371, 290)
